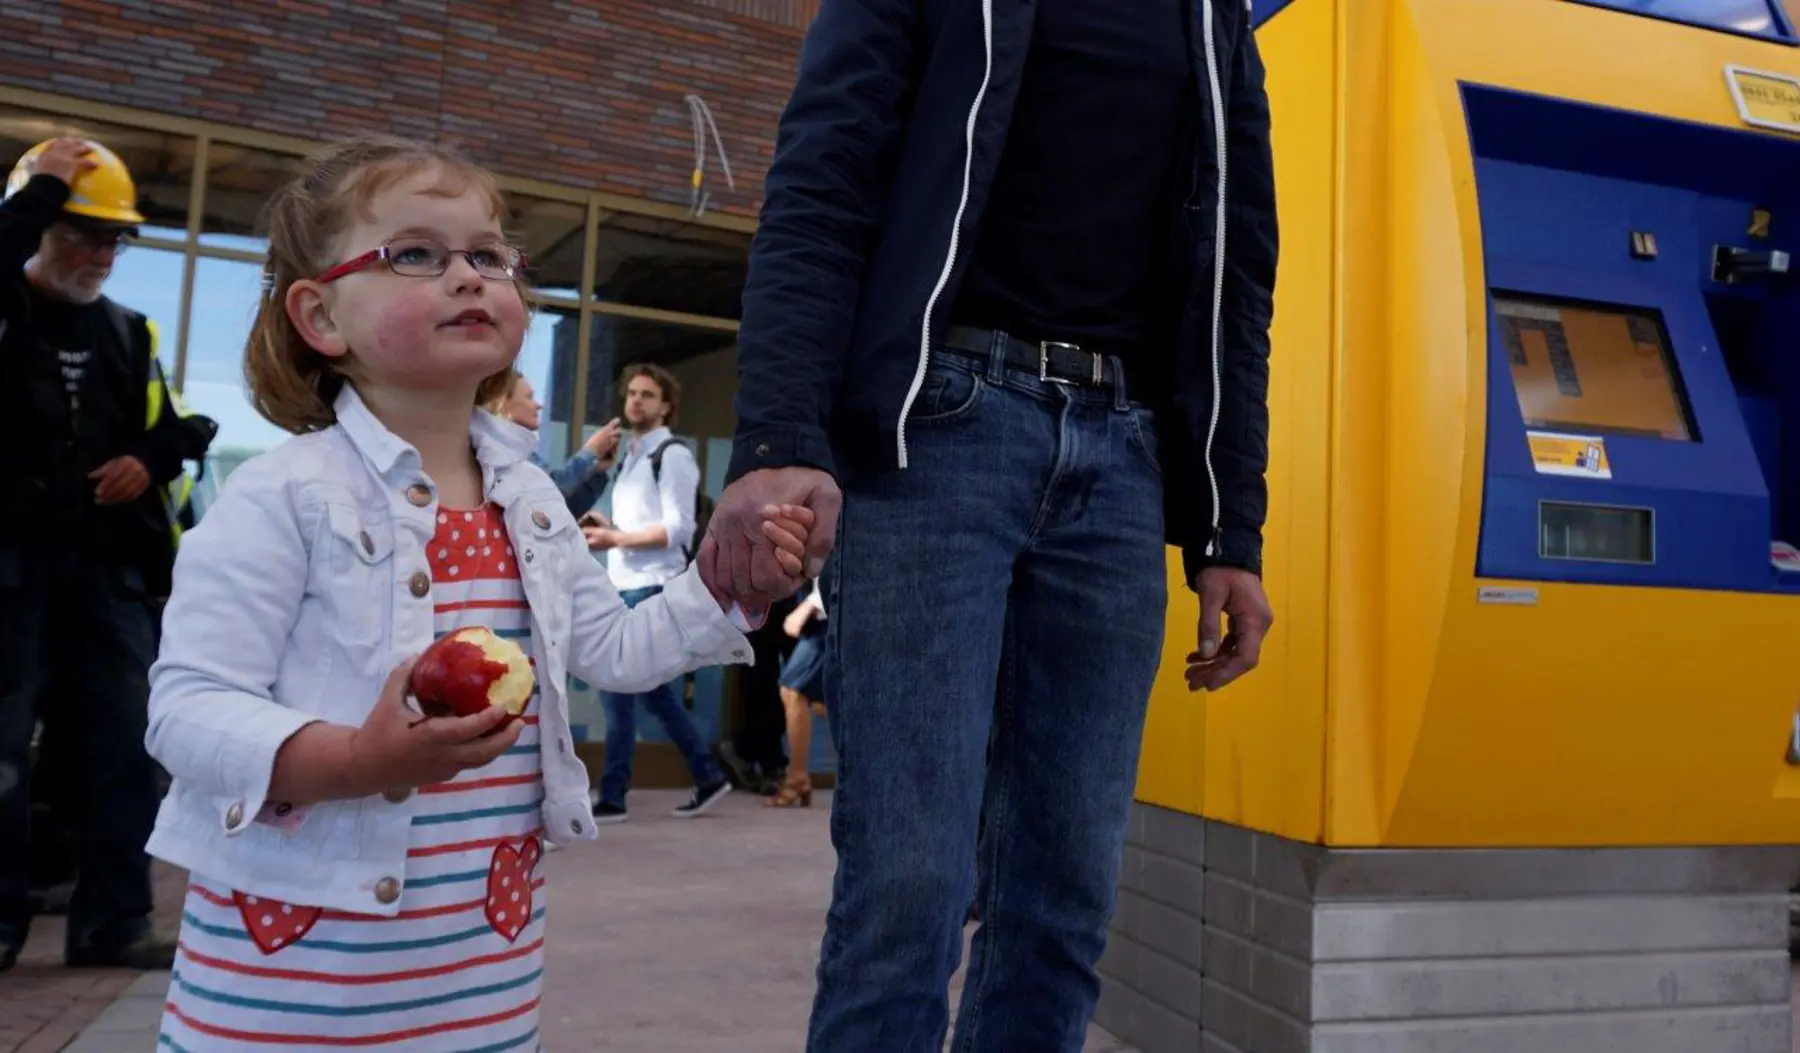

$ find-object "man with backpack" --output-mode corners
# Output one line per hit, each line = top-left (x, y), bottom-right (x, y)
(0, 138), (216, 972)
(583, 363), (732, 821)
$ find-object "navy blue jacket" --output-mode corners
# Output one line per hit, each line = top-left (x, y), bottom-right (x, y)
(727, 0), (1278, 581)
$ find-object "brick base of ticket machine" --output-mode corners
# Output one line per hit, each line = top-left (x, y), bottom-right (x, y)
(1094, 1), (1800, 1050)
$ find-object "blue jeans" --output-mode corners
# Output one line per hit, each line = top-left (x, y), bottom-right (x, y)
(807, 341), (1170, 1052)
(597, 585), (726, 807)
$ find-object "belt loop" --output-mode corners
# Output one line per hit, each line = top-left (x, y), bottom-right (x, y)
(1111, 356), (1129, 412)
(986, 329), (1010, 384)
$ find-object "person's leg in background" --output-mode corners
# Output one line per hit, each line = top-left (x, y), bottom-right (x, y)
(951, 383), (1169, 1051)
(637, 675), (731, 818)
(595, 688), (638, 823)
(594, 585), (661, 823)
(58, 561), (169, 968)
(0, 547), (51, 971)
(768, 628), (826, 809)
(807, 350), (1050, 1052)
(27, 708), (77, 916)
(719, 595), (798, 793)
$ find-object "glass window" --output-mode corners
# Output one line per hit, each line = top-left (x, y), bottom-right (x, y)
(181, 256), (293, 459)
(517, 303), (580, 465)
(592, 213), (750, 319)
(104, 245), (187, 374)
(200, 143), (307, 252)
(507, 195), (586, 304)
(1569, 0), (1789, 38)
(0, 104), (196, 241)
(544, 312), (738, 459)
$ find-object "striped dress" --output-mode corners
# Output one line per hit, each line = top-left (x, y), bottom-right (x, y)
(161, 503), (548, 1052)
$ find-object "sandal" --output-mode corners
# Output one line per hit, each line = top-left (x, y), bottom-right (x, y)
(765, 776), (813, 808)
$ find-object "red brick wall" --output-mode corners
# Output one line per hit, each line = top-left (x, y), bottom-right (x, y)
(0, 0), (813, 217)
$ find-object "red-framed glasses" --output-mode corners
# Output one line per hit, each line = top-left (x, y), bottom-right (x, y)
(314, 237), (527, 284)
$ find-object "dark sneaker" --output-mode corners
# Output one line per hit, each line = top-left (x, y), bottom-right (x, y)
(673, 781), (732, 818)
(0, 942), (19, 973)
(714, 741), (758, 789)
(67, 933), (177, 970)
(592, 801), (628, 825)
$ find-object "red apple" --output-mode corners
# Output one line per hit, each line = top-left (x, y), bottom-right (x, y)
(410, 627), (534, 722)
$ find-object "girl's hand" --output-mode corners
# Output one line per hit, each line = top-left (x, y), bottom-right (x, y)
(759, 503), (817, 578)
(347, 658), (522, 793)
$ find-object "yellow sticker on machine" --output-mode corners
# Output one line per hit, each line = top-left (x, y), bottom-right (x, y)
(1725, 65), (1800, 135)
(1527, 431), (1611, 480)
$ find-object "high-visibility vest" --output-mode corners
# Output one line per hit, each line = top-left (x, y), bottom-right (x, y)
(141, 319), (197, 546)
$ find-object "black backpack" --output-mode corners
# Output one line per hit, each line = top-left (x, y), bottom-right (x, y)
(647, 438), (713, 566)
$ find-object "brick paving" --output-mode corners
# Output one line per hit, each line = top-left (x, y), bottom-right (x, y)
(5, 790), (1137, 1052)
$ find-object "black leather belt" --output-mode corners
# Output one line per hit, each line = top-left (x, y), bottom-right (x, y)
(940, 326), (1124, 391)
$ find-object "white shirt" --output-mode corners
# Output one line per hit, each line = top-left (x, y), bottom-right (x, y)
(142, 388), (753, 915)
(605, 425), (701, 591)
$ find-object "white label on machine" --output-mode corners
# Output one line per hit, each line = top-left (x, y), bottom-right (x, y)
(1477, 586), (1539, 606)
(1773, 541), (1800, 573)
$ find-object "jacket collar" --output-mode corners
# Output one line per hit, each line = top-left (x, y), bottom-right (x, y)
(333, 384), (538, 482)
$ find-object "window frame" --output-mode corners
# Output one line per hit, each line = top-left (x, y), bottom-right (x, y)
(0, 85), (754, 457)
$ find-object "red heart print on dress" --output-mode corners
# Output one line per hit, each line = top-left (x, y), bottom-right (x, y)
(233, 891), (322, 955)
(485, 836), (541, 943)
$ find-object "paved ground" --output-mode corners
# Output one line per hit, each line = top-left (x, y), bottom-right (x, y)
(3, 790), (1137, 1052)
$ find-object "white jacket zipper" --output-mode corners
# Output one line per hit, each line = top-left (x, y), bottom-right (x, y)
(1200, 0), (1228, 556)
(897, 0), (995, 470)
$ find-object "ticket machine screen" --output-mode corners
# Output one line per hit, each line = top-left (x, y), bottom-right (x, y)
(1496, 295), (1697, 441)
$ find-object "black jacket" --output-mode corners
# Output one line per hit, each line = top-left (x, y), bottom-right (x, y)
(0, 174), (214, 586)
(725, 0), (1279, 580)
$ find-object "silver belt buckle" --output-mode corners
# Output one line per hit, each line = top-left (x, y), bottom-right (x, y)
(1038, 341), (1102, 386)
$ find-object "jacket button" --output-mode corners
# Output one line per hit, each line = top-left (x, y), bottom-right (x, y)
(409, 571), (430, 598)
(374, 877), (401, 905)
(531, 510), (550, 529)
(406, 484), (432, 507)
(224, 801), (245, 828)
(382, 787), (412, 803)
(756, 442), (771, 456)
(359, 531), (374, 555)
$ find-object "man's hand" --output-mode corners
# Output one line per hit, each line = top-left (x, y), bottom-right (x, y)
(583, 525), (620, 551)
(90, 456), (150, 506)
(1186, 567), (1273, 693)
(703, 467), (841, 606)
(29, 139), (98, 188)
(583, 418), (623, 471)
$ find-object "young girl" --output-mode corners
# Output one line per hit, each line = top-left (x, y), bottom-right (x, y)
(143, 134), (807, 1051)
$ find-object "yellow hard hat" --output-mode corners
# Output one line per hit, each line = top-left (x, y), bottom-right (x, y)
(5, 138), (146, 227)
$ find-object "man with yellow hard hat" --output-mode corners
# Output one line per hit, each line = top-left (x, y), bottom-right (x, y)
(0, 138), (213, 972)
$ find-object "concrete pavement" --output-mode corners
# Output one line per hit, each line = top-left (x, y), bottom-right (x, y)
(19, 789), (1138, 1051)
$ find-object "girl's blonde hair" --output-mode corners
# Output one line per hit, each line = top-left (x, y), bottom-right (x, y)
(245, 134), (523, 434)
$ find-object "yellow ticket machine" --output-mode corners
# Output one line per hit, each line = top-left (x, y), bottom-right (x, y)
(1098, 2), (1800, 1050)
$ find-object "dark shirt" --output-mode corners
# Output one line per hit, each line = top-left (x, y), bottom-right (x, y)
(22, 285), (120, 554)
(951, 0), (1194, 376)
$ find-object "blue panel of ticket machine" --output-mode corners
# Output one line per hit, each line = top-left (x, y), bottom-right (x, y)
(1468, 82), (1800, 592)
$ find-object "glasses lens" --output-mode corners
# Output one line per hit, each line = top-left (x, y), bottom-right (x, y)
(467, 245), (520, 280)
(387, 238), (449, 276)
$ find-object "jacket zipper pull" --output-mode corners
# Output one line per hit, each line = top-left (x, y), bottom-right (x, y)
(1206, 527), (1223, 559)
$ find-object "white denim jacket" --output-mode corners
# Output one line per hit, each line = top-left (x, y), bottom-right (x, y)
(144, 386), (753, 915)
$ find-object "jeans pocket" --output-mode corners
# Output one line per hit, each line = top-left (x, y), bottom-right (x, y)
(909, 361), (988, 426)
(1125, 406), (1164, 479)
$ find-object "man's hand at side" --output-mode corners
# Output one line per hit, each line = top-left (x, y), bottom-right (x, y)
(90, 455), (150, 506)
(1186, 567), (1273, 692)
(704, 467), (841, 606)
